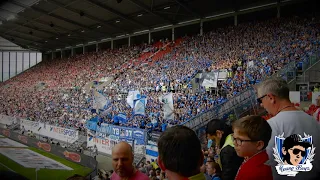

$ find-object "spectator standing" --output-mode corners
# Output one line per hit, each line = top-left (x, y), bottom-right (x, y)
(206, 119), (243, 180)
(110, 141), (149, 180)
(257, 78), (320, 180)
(232, 115), (272, 180)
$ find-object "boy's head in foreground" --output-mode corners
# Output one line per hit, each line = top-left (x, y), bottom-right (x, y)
(232, 115), (272, 158)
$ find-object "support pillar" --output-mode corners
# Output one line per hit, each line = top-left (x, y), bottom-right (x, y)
(71, 48), (74, 56)
(83, 45), (85, 54)
(172, 27), (175, 41)
(128, 35), (131, 47)
(148, 32), (151, 44)
(200, 20), (203, 36)
(111, 40), (114, 50)
(277, 5), (281, 18)
(96, 43), (98, 52)
(234, 14), (238, 26)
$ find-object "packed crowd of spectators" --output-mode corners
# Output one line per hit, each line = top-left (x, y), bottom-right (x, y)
(0, 16), (319, 133)
(0, 44), (150, 130)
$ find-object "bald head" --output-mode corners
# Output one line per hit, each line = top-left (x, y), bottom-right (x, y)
(112, 141), (133, 155)
(112, 141), (134, 177)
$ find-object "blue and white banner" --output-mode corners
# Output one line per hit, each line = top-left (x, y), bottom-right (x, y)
(93, 91), (108, 110)
(114, 113), (128, 124)
(95, 124), (146, 143)
(160, 93), (174, 120)
(146, 141), (158, 162)
(127, 90), (141, 108)
(134, 97), (146, 116)
(86, 123), (147, 155)
(86, 117), (99, 131)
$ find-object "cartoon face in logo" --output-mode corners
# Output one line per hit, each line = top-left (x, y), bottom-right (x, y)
(273, 133), (315, 177)
(281, 134), (312, 166)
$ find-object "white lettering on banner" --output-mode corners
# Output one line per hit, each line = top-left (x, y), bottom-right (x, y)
(113, 128), (120, 136)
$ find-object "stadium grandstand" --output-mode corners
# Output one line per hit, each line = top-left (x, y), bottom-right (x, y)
(0, 0), (320, 179)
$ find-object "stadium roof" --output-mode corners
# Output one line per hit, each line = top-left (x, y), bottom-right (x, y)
(0, 0), (306, 52)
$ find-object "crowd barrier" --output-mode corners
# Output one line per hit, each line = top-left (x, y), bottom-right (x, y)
(0, 115), (80, 144)
(181, 87), (257, 131)
(0, 127), (97, 170)
(20, 119), (79, 144)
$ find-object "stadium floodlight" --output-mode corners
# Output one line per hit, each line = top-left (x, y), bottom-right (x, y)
(137, 14), (143, 17)
(164, 6), (170, 10)
(67, 34), (71, 36)
(178, 18), (201, 25)
(97, 25), (101, 28)
(81, 30), (85, 33)
(56, 37), (59, 39)
(76, 44), (83, 46)
(116, 20), (120, 23)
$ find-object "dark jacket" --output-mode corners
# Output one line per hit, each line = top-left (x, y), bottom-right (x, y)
(220, 145), (243, 180)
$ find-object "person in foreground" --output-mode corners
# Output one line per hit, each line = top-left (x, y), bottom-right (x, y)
(110, 141), (149, 180)
(157, 125), (206, 180)
(206, 119), (243, 180)
(256, 78), (320, 179)
(232, 115), (273, 180)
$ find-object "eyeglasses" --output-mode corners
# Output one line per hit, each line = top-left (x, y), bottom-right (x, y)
(257, 94), (267, 104)
(231, 134), (257, 146)
(290, 148), (306, 156)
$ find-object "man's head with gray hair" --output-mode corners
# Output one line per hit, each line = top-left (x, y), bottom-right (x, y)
(256, 78), (290, 100)
(256, 78), (294, 116)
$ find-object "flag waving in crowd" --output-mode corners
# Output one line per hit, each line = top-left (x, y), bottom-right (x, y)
(160, 93), (174, 120)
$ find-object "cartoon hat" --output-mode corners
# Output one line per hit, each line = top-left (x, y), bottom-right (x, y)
(283, 134), (312, 149)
